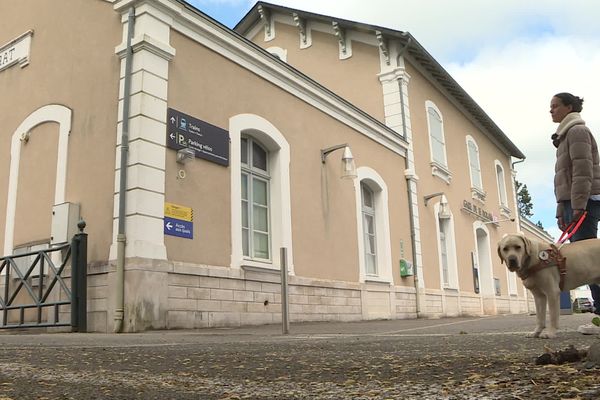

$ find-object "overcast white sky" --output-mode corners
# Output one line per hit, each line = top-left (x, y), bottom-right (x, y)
(191, 0), (600, 239)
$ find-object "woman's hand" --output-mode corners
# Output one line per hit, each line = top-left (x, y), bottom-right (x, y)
(557, 216), (567, 231)
(572, 209), (585, 221)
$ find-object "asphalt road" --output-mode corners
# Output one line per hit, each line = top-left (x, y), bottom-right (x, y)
(1, 313), (599, 399)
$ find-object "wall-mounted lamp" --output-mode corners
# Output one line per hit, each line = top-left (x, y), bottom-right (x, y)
(321, 143), (357, 179)
(424, 192), (451, 219)
(176, 148), (195, 164)
(483, 217), (515, 225)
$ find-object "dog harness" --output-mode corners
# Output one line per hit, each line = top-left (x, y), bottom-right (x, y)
(517, 244), (567, 291)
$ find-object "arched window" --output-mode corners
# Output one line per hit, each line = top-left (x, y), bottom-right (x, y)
(4, 104), (71, 256)
(425, 101), (451, 183)
(265, 46), (287, 62)
(495, 161), (508, 208)
(241, 137), (271, 260)
(436, 204), (458, 289)
(354, 167), (392, 283)
(466, 135), (485, 202)
(229, 114), (293, 273)
(361, 183), (377, 275)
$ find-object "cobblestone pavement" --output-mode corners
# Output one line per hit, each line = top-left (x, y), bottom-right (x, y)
(1, 313), (599, 399)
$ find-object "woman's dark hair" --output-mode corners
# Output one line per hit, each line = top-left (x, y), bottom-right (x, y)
(554, 92), (584, 112)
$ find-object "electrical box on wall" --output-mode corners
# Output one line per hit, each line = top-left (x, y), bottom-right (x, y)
(399, 259), (413, 277)
(51, 202), (80, 244)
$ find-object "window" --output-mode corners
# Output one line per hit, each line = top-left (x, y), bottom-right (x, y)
(495, 162), (507, 206)
(361, 183), (377, 276)
(429, 108), (446, 165)
(466, 136), (485, 201)
(241, 137), (271, 260)
(439, 224), (449, 286)
(266, 46), (287, 62)
(436, 205), (458, 289)
(495, 161), (511, 216)
(229, 114), (293, 272)
(354, 167), (393, 283)
(425, 101), (451, 183)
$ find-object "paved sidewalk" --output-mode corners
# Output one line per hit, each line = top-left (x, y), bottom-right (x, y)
(0, 312), (595, 346)
(1, 313), (599, 399)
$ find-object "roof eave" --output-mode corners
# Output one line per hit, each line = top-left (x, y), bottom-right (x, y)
(235, 2), (525, 160)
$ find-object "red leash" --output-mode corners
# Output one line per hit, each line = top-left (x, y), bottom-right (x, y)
(557, 211), (588, 244)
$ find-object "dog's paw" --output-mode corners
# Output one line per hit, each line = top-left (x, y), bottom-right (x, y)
(539, 331), (557, 339)
(526, 331), (541, 338)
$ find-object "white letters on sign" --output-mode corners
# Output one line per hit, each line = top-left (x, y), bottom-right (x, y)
(0, 30), (33, 73)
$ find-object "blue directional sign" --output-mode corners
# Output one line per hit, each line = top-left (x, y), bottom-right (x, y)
(164, 217), (193, 239)
(166, 108), (230, 166)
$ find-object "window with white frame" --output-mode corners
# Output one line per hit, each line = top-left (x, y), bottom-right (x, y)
(361, 183), (378, 276)
(426, 101), (451, 183)
(354, 168), (393, 283)
(229, 114), (293, 272)
(437, 207), (458, 289)
(495, 161), (510, 215)
(495, 162), (507, 206)
(266, 46), (287, 62)
(439, 222), (449, 286)
(241, 137), (271, 261)
(466, 136), (485, 201)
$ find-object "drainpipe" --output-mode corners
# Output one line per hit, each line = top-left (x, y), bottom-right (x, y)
(510, 157), (525, 231)
(397, 36), (421, 317)
(114, 6), (135, 333)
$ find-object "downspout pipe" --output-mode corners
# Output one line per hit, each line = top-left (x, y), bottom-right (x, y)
(397, 35), (421, 317)
(510, 157), (526, 229)
(114, 6), (135, 333)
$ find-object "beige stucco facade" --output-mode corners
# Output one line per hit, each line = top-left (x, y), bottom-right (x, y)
(1, 0), (529, 332)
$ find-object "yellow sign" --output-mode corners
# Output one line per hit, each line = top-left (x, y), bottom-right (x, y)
(164, 202), (193, 222)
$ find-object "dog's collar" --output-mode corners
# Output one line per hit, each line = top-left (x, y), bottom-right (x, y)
(518, 244), (567, 291)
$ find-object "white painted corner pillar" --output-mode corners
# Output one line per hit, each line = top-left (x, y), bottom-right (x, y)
(378, 46), (425, 288)
(109, 2), (176, 260)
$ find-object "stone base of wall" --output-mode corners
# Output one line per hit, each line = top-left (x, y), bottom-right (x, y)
(79, 260), (532, 332)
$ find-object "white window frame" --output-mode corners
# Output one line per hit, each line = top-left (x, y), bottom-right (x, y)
(494, 160), (511, 216)
(361, 183), (378, 276)
(230, 114), (293, 274)
(425, 101), (451, 183)
(353, 167), (392, 283)
(4, 104), (71, 256)
(435, 203), (459, 289)
(241, 137), (272, 261)
(466, 135), (485, 202)
(265, 46), (287, 62)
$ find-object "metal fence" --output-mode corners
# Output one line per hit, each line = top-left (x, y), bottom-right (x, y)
(0, 225), (87, 331)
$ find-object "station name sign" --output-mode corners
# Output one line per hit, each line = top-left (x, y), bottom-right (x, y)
(166, 108), (229, 166)
(462, 200), (495, 222)
(0, 30), (33, 73)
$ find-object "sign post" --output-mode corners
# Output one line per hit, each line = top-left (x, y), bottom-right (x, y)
(280, 247), (290, 335)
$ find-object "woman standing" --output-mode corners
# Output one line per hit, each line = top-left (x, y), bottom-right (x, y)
(551, 92), (600, 334)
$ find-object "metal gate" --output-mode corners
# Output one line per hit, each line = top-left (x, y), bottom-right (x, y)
(0, 225), (87, 331)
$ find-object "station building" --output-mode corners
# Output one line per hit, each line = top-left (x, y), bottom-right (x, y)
(1, 0), (530, 332)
